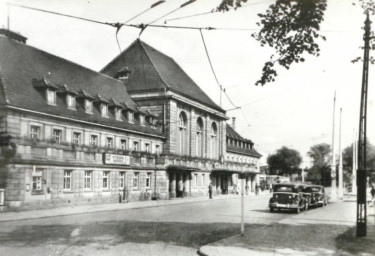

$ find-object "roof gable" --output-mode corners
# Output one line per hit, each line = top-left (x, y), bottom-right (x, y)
(101, 39), (224, 113)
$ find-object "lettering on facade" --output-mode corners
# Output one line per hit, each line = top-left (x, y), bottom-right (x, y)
(103, 153), (130, 165)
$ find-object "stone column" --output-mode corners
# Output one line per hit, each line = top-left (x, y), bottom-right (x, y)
(170, 172), (176, 198)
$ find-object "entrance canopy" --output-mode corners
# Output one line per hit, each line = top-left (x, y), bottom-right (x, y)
(212, 169), (259, 176)
(167, 165), (199, 172)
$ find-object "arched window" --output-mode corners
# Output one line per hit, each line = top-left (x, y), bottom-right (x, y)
(196, 117), (204, 157)
(178, 111), (188, 155)
(210, 122), (218, 159)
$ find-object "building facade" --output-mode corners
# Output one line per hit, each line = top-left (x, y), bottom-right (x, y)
(0, 30), (261, 210)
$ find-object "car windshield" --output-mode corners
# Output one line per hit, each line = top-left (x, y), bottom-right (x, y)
(274, 186), (297, 193)
(310, 187), (322, 192)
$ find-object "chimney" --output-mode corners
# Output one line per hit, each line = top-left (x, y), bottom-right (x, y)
(0, 29), (27, 44)
(232, 117), (236, 131)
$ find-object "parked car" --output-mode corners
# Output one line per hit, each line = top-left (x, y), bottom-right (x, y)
(308, 185), (328, 207)
(269, 183), (308, 213)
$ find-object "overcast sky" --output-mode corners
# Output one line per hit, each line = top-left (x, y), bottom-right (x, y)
(1, 0), (374, 166)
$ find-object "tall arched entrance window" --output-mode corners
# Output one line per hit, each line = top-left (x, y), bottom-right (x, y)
(178, 112), (188, 155)
(196, 117), (204, 157)
(210, 122), (218, 159)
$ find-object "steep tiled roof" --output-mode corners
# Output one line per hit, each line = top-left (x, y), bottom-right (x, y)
(101, 39), (225, 113)
(0, 35), (164, 137)
(226, 124), (261, 158)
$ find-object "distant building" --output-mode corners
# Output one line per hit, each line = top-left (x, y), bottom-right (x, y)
(0, 30), (262, 210)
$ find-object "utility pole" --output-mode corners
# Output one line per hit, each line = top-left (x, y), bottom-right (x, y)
(240, 173), (245, 236)
(331, 91), (337, 201)
(338, 108), (343, 199)
(352, 129), (357, 194)
(357, 13), (371, 237)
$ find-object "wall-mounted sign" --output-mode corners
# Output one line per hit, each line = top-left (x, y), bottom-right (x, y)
(104, 153), (130, 165)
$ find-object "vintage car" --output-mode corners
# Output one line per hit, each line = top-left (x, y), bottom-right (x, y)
(269, 183), (308, 213)
(308, 185), (328, 207)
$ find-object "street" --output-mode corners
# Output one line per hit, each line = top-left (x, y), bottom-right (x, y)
(0, 195), (361, 256)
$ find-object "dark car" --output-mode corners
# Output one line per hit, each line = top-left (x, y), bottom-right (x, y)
(308, 185), (328, 207)
(269, 183), (308, 213)
(301, 185), (314, 208)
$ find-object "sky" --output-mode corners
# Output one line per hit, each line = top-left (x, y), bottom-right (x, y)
(0, 0), (374, 166)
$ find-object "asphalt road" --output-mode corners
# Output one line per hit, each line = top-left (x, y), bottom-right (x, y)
(0, 195), (354, 256)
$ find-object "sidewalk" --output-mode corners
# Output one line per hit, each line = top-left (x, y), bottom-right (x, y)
(198, 201), (375, 256)
(0, 192), (269, 222)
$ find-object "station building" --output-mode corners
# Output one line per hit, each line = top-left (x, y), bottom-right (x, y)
(0, 30), (261, 210)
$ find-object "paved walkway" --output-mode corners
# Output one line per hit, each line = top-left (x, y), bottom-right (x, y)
(0, 192), (269, 222)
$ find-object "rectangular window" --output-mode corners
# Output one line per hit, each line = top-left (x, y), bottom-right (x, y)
(30, 125), (41, 139)
(85, 100), (93, 114)
(145, 143), (150, 153)
(128, 112), (134, 123)
(67, 94), (76, 109)
(90, 135), (98, 146)
(106, 137), (113, 148)
(193, 174), (198, 188)
(103, 171), (110, 190)
(84, 171), (92, 189)
(32, 169), (43, 191)
(101, 104), (108, 117)
(146, 173), (151, 188)
(72, 132), (81, 145)
(115, 108), (122, 121)
(119, 172), (125, 189)
(47, 89), (56, 105)
(133, 141), (139, 151)
(63, 170), (72, 190)
(121, 139), (127, 150)
(52, 129), (62, 143)
(133, 172), (139, 189)
(140, 115), (145, 125)
(155, 145), (160, 155)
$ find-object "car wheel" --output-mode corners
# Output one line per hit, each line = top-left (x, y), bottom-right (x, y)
(270, 207), (274, 213)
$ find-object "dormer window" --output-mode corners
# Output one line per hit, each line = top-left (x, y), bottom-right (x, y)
(47, 88), (56, 105)
(140, 114), (145, 126)
(128, 111), (134, 123)
(115, 66), (131, 81)
(101, 104), (108, 118)
(85, 99), (93, 114)
(115, 108), (122, 121)
(67, 94), (76, 110)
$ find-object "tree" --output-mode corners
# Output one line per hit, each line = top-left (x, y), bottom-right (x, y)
(306, 143), (331, 186)
(267, 146), (302, 176)
(218, 0), (327, 85)
(342, 140), (375, 184)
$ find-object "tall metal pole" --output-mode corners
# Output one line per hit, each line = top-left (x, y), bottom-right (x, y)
(338, 108), (344, 199)
(240, 174), (245, 235)
(352, 130), (357, 194)
(331, 91), (337, 201)
(357, 13), (371, 237)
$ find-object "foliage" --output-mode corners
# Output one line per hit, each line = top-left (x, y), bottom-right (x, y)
(267, 146), (302, 176)
(342, 139), (375, 184)
(306, 143), (331, 185)
(218, 0), (327, 86)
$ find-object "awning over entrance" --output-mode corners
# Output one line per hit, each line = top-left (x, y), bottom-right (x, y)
(167, 165), (199, 172)
(212, 169), (259, 176)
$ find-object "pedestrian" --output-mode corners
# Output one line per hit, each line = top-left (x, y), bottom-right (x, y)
(178, 181), (184, 198)
(255, 183), (259, 195)
(371, 185), (375, 206)
(209, 183), (213, 199)
(269, 183), (273, 194)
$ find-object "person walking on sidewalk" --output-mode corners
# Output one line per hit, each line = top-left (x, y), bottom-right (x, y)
(209, 183), (213, 199)
(255, 183), (259, 195)
(371, 185), (375, 206)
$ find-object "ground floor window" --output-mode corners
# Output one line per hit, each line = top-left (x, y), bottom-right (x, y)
(119, 172), (125, 189)
(63, 170), (72, 190)
(133, 173), (139, 189)
(146, 173), (151, 188)
(103, 171), (110, 190)
(32, 169), (43, 192)
(84, 171), (92, 189)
